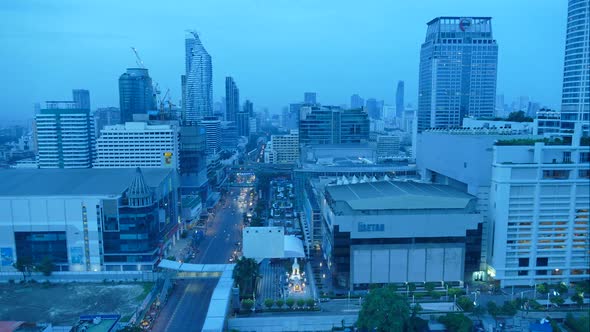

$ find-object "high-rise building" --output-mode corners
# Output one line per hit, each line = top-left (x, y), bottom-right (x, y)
(304, 92), (317, 105)
(225, 77), (239, 122)
(119, 68), (156, 123)
(179, 125), (208, 200)
(185, 32), (213, 122)
(299, 106), (370, 145)
(220, 121), (238, 150)
(35, 101), (95, 168)
(94, 122), (179, 169)
(200, 116), (221, 156)
(243, 100), (254, 116)
(395, 81), (404, 118)
(560, 0), (590, 133)
(376, 135), (401, 158)
(365, 98), (380, 120)
(350, 94), (364, 109)
(94, 107), (121, 134)
(72, 89), (90, 110)
(236, 111), (250, 137)
(417, 17), (498, 131)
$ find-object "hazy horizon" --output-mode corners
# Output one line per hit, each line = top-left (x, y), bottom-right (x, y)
(0, 0), (567, 122)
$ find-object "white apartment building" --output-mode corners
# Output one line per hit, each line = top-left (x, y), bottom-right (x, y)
(35, 101), (95, 169)
(376, 135), (401, 158)
(489, 128), (590, 287)
(264, 130), (299, 164)
(94, 122), (179, 169)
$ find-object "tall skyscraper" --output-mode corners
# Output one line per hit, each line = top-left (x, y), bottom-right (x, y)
(395, 81), (404, 118)
(243, 99), (254, 116)
(560, 0), (590, 133)
(365, 98), (380, 120)
(350, 94), (364, 109)
(304, 92), (317, 105)
(417, 17), (498, 131)
(72, 89), (90, 110)
(185, 32), (213, 122)
(200, 116), (222, 156)
(35, 101), (95, 168)
(225, 77), (240, 122)
(119, 68), (156, 123)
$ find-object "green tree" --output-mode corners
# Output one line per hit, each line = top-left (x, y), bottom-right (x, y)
(37, 256), (54, 277)
(14, 256), (33, 282)
(537, 283), (549, 295)
(473, 305), (486, 317)
(305, 298), (315, 308)
(555, 282), (568, 295)
(507, 110), (534, 122)
(425, 282), (436, 292)
(487, 301), (500, 319)
(571, 293), (584, 307)
(430, 291), (442, 300)
(407, 282), (417, 293)
(357, 288), (410, 332)
(119, 325), (143, 332)
(565, 313), (590, 332)
(550, 295), (565, 307)
(448, 288), (463, 297)
(501, 301), (518, 316)
(438, 313), (473, 332)
(264, 298), (274, 309)
(241, 299), (254, 311)
(275, 298), (284, 308)
(457, 296), (475, 312)
(232, 257), (260, 298)
(286, 298), (295, 308)
(296, 298), (305, 308)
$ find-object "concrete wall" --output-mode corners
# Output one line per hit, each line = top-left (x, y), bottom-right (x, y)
(0, 196), (104, 272)
(242, 227), (284, 260)
(351, 244), (465, 284)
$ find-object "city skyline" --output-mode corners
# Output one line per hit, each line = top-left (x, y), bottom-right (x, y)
(0, 0), (567, 121)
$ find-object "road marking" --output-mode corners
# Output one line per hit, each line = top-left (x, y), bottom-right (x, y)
(163, 282), (192, 331)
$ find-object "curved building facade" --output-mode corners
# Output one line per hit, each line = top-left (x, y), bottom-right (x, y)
(561, 0), (590, 132)
(185, 32), (213, 123)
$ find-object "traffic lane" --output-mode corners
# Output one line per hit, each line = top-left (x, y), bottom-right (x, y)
(151, 281), (187, 332)
(200, 208), (242, 264)
(164, 279), (217, 332)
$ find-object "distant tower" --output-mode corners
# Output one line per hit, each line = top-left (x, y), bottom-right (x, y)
(118, 68), (156, 123)
(417, 17), (498, 131)
(304, 92), (317, 105)
(185, 32), (213, 123)
(395, 81), (404, 118)
(72, 89), (90, 110)
(225, 77), (240, 122)
(560, 0), (590, 133)
(350, 94), (364, 109)
(35, 101), (95, 168)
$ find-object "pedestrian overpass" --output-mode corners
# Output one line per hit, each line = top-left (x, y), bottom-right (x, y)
(157, 260), (235, 332)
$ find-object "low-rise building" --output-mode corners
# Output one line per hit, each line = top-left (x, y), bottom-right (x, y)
(306, 180), (482, 290)
(0, 168), (179, 272)
(264, 130), (299, 164)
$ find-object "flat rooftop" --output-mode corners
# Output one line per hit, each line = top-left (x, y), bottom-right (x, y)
(326, 180), (474, 211)
(0, 168), (173, 197)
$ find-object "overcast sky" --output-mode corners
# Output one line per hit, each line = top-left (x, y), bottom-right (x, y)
(0, 0), (567, 122)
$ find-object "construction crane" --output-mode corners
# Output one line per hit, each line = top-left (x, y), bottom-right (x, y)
(130, 47), (145, 69)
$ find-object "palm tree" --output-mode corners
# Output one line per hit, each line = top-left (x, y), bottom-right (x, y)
(232, 257), (260, 298)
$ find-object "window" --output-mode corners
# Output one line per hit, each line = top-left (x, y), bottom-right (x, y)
(580, 152), (590, 163)
(536, 257), (548, 267)
(579, 170), (590, 179)
(563, 151), (571, 163)
(542, 170), (570, 179)
(518, 258), (529, 267)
